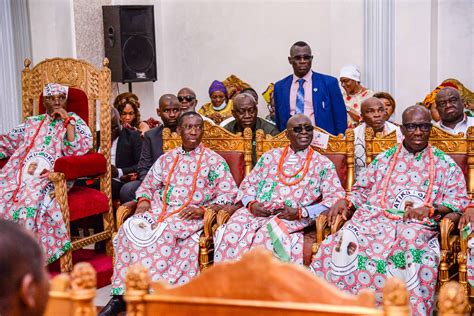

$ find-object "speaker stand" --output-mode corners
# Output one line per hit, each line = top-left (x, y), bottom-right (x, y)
(128, 82), (133, 92)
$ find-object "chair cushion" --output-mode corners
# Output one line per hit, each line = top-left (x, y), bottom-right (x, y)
(54, 153), (106, 180)
(0, 158), (8, 169)
(324, 154), (348, 190)
(68, 186), (109, 221)
(216, 151), (245, 186)
(39, 87), (89, 125)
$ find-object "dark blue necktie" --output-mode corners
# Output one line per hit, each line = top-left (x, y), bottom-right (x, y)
(296, 78), (305, 114)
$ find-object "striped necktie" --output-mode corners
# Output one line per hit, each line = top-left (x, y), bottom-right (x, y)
(296, 78), (305, 114)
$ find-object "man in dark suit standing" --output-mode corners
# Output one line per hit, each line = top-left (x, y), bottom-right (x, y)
(273, 41), (347, 135)
(110, 108), (143, 200)
(119, 94), (181, 202)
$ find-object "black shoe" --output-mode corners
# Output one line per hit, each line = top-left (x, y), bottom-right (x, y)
(99, 295), (126, 316)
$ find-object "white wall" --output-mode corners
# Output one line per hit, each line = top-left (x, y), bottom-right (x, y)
(149, 0), (364, 120)
(28, 0), (76, 64)
(394, 0), (433, 116)
(24, 0), (474, 124)
(436, 0), (473, 87)
(394, 0), (473, 122)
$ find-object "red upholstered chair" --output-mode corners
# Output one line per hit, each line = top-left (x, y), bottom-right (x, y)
(115, 121), (253, 270)
(22, 57), (113, 272)
(0, 158), (7, 169)
(364, 125), (473, 291)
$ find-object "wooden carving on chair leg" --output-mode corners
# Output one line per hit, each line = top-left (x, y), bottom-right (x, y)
(382, 278), (410, 316)
(45, 262), (97, 316)
(438, 281), (470, 315)
(125, 263), (151, 316)
(49, 172), (73, 272)
(70, 262), (97, 316)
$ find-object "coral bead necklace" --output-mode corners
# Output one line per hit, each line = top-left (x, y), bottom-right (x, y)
(379, 143), (435, 220)
(277, 145), (314, 186)
(157, 146), (205, 222)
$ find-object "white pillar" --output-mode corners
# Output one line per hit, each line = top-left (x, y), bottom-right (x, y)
(364, 0), (395, 94)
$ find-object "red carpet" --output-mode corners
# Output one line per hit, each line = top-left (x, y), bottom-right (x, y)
(48, 249), (113, 288)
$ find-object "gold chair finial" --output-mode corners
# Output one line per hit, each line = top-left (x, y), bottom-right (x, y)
(438, 281), (469, 315)
(126, 263), (150, 292)
(70, 262), (96, 290)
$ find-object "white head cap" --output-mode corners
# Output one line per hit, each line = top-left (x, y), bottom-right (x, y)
(339, 65), (361, 82)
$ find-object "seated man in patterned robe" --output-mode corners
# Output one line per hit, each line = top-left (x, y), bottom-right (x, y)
(0, 83), (92, 264)
(213, 114), (345, 265)
(101, 111), (238, 316)
(353, 97), (400, 179)
(310, 106), (469, 315)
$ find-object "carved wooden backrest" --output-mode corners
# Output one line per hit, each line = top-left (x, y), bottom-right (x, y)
(255, 127), (355, 192)
(124, 249), (413, 315)
(162, 121), (253, 184)
(22, 57), (112, 152)
(45, 262), (97, 316)
(366, 125), (474, 197)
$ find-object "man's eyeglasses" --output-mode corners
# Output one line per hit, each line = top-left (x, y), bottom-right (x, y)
(403, 123), (432, 132)
(291, 125), (314, 133)
(290, 55), (313, 61)
(44, 94), (67, 102)
(178, 96), (195, 103)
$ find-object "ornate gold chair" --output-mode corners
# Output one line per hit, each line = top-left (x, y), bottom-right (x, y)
(236, 127), (355, 265)
(45, 262), (97, 316)
(123, 248), (413, 316)
(458, 127), (474, 301)
(22, 58), (113, 272)
(115, 121), (253, 270)
(364, 125), (473, 290)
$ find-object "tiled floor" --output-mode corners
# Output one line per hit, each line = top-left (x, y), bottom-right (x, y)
(94, 284), (112, 308)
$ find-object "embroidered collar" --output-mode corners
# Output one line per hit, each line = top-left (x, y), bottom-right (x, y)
(212, 101), (228, 111)
(401, 142), (429, 158)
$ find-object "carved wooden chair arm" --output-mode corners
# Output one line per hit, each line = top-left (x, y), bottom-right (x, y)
(48, 172), (70, 227)
(116, 201), (137, 229)
(440, 213), (459, 251)
(331, 215), (347, 235)
(315, 212), (329, 244)
(202, 208), (218, 239)
(216, 209), (231, 226)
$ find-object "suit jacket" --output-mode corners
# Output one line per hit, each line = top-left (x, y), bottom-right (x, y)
(115, 128), (143, 175)
(273, 71), (347, 135)
(138, 125), (164, 180)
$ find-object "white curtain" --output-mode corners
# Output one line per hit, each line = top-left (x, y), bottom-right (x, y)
(0, 0), (31, 134)
(364, 0), (394, 94)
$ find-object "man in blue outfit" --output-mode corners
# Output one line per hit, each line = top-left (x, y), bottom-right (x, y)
(273, 41), (347, 135)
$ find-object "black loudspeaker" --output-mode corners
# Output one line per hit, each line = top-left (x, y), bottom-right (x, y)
(102, 5), (157, 83)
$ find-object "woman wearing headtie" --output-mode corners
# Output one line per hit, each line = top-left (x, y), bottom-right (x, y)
(374, 91), (397, 124)
(114, 92), (160, 136)
(339, 65), (374, 128)
(198, 80), (233, 124)
(423, 78), (474, 121)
